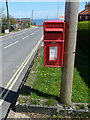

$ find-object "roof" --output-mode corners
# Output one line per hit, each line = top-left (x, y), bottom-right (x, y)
(15, 18), (30, 22)
(79, 9), (90, 15)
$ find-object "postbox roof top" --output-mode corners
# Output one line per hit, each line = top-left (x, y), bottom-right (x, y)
(44, 20), (65, 23)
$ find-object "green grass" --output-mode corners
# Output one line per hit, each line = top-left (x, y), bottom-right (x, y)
(0, 33), (5, 36)
(12, 29), (20, 32)
(75, 104), (85, 109)
(44, 99), (57, 106)
(18, 97), (29, 104)
(31, 48), (90, 103)
(31, 55), (61, 101)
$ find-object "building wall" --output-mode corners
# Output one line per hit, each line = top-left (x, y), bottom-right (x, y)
(78, 14), (90, 22)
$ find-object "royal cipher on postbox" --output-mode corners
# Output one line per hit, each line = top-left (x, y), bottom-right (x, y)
(44, 20), (65, 67)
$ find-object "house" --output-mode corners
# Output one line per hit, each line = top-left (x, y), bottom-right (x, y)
(79, 9), (90, 21)
(14, 18), (30, 29)
(78, 2), (90, 21)
(15, 18), (30, 23)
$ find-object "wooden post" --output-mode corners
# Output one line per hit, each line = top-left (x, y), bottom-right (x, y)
(60, 1), (79, 105)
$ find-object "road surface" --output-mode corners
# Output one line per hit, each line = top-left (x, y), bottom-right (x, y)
(0, 27), (43, 119)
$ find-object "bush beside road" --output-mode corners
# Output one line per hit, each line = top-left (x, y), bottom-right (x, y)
(77, 21), (90, 49)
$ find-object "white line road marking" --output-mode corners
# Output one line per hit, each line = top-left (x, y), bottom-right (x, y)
(22, 36), (29, 40)
(34, 30), (39, 33)
(0, 28), (36, 41)
(0, 35), (43, 106)
(4, 41), (19, 49)
(30, 31), (37, 35)
(30, 33), (34, 35)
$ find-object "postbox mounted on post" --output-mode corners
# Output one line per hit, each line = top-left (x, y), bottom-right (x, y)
(44, 20), (65, 67)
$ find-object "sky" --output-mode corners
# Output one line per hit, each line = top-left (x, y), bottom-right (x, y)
(1, 1), (88, 19)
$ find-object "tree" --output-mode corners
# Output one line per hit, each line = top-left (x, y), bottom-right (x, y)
(0, 6), (6, 22)
(24, 21), (30, 27)
(0, 6), (16, 25)
(2, 16), (16, 25)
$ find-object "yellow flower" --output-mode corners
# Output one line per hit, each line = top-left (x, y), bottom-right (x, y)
(45, 88), (48, 90)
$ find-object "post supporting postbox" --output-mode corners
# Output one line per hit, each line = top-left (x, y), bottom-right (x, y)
(60, 1), (79, 105)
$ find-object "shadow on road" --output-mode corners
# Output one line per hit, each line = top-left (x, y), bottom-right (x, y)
(0, 87), (17, 103)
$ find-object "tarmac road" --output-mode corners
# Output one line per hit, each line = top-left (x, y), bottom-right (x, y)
(0, 27), (43, 119)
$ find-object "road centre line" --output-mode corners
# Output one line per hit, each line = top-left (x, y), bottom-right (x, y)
(0, 35), (43, 106)
(2, 30), (30, 41)
(1, 28), (35, 41)
(1, 33), (42, 98)
(22, 36), (29, 39)
(30, 31), (37, 35)
(30, 33), (34, 35)
(34, 31), (37, 33)
(4, 41), (19, 49)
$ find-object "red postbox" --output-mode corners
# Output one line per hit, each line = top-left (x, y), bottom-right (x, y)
(44, 20), (65, 67)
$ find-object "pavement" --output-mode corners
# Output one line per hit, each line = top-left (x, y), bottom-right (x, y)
(0, 27), (43, 119)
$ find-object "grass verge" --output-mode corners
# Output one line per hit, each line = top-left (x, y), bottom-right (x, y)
(30, 48), (89, 103)
(19, 21), (89, 106)
(0, 33), (5, 36)
(19, 48), (89, 106)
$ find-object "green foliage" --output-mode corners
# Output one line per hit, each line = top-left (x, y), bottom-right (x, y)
(0, 33), (5, 36)
(2, 17), (16, 25)
(78, 21), (90, 30)
(30, 99), (40, 105)
(0, 6), (5, 18)
(73, 49), (89, 103)
(77, 21), (90, 49)
(75, 104), (85, 109)
(10, 17), (16, 25)
(18, 97), (28, 104)
(44, 99), (57, 106)
(1, 7), (16, 25)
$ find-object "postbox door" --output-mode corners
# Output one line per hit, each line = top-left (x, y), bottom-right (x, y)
(44, 42), (64, 67)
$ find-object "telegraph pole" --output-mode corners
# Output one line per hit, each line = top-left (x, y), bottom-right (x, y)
(6, 0), (10, 31)
(47, 16), (48, 20)
(31, 9), (33, 25)
(32, 10), (33, 21)
(60, 1), (79, 105)
(57, 0), (59, 19)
